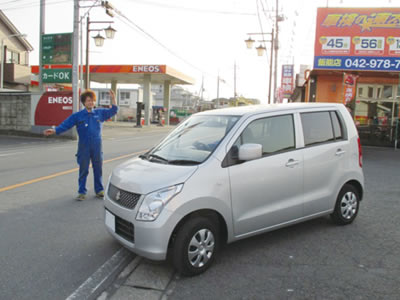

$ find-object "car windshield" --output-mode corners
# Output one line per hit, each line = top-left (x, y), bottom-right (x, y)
(142, 114), (240, 165)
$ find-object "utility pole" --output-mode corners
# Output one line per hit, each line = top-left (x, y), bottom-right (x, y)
(216, 72), (220, 108)
(85, 15), (90, 89)
(72, 0), (79, 139)
(234, 61), (237, 99)
(274, 0), (279, 103)
(269, 28), (274, 104)
(80, 16), (84, 96)
(39, 0), (45, 92)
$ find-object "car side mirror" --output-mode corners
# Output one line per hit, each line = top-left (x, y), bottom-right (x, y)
(238, 143), (262, 161)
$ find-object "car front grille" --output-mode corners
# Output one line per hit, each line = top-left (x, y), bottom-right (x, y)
(115, 215), (135, 243)
(108, 183), (141, 210)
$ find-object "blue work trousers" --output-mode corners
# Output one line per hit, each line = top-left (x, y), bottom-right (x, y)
(76, 139), (103, 195)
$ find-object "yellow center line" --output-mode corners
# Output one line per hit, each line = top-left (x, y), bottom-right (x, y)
(0, 150), (146, 193)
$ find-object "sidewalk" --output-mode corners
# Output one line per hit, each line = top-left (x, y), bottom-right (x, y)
(97, 257), (175, 300)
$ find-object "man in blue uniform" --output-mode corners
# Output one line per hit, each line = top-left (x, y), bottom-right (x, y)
(44, 89), (118, 201)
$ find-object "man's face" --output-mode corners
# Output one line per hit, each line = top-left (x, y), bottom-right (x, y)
(83, 96), (95, 110)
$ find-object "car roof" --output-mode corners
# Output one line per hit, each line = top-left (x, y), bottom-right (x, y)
(196, 103), (344, 117)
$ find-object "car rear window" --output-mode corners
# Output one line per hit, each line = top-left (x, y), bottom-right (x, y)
(330, 111), (343, 140)
(301, 111), (334, 146)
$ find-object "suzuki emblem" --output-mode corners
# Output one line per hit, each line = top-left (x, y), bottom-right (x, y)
(115, 191), (121, 201)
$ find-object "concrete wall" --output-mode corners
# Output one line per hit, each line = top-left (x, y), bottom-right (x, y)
(0, 92), (31, 132)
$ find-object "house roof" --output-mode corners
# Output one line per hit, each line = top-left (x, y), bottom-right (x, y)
(0, 10), (33, 51)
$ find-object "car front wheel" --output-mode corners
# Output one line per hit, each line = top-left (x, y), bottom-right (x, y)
(172, 216), (219, 276)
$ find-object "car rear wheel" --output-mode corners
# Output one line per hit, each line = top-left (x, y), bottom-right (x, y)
(331, 184), (360, 225)
(172, 216), (219, 276)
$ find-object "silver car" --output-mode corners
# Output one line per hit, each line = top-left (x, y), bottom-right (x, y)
(104, 103), (364, 276)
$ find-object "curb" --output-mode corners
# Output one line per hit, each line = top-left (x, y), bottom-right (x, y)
(66, 247), (135, 300)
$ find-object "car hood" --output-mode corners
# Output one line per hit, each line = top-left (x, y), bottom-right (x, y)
(109, 157), (198, 195)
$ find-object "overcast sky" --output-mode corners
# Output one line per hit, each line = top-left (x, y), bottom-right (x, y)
(2, 0), (398, 103)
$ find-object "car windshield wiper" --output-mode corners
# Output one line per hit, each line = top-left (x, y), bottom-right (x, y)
(148, 154), (169, 163)
(168, 159), (201, 165)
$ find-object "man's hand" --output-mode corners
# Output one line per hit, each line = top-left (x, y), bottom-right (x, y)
(43, 129), (56, 136)
(109, 89), (116, 106)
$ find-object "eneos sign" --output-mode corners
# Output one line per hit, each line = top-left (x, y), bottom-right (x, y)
(314, 8), (400, 71)
(35, 92), (73, 126)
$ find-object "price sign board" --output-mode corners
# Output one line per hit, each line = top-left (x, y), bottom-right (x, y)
(354, 37), (384, 55)
(388, 37), (400, 55)
(42, 33), (72, 65)
(314, 8), (400, 71)
(321, 37), (351, 54)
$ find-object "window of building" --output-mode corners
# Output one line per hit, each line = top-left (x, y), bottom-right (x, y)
(367, 87), (374, 98)
(301, 112), (334, 146)
(120, 92), (130, 100)
(6, 49), (20, 64)
(100, 91), (110, 100)
(383, 86), (393, 99)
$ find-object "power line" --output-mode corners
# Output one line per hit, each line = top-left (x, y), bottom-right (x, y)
(1, 0), (72, 11)
(260, 0), (274, 28)
(113, 8), (216, 79)
(124, 0), (256, 16)
(1, 0), (32, 6)
(256, 0), (271, 71)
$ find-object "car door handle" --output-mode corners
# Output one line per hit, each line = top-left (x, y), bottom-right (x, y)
(285, 159), (300, 168)
(335, 149), (346, 156)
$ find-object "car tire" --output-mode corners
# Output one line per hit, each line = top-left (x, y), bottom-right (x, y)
(172, 216), (219, 276)
(331, 184), (360, 225)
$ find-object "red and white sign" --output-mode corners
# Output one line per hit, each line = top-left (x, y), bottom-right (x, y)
(343, 73), (358, 105)
(131, 65), (163, 73)
(34, 91), (73, 126)
(314, 8), (400, 71)
(281, 65), (294, 98)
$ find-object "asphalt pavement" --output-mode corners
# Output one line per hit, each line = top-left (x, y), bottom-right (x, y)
(0, 123), (173, 300)
(1, 123), (399, 300)
(98, 146), (400, 300)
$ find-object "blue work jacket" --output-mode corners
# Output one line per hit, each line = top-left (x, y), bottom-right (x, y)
(55, 105), (118, 143)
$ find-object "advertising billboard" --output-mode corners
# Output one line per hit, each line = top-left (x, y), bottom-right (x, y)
(314, 7), (400, 71)
(281, 65), (294, 98)
(42, 33), (73, 65)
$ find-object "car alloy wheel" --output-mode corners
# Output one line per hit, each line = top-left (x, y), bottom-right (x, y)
(331, 184), (360, 225)
(188, 228), (215, 268)
(340, 191), (358, 220)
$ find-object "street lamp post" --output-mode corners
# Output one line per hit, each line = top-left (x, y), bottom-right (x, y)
(1, 33), (27, 89)
(245, 30), (274, 104)
(85, 15), (116, 89)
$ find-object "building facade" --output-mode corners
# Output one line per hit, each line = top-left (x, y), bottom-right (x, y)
(305, 7), (400, 147)
(0, 10), (33, 91)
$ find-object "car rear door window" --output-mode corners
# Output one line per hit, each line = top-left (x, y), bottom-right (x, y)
(301, 112), (334, 146)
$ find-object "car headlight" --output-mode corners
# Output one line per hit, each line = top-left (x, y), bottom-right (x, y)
(136, 184), (183, 221)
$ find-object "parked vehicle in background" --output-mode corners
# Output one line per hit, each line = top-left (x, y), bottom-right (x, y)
(104, 103), (364, 276)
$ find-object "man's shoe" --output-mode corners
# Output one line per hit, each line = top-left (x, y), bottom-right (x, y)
(76, 194), (86, 201)
(96, 191), (105, 199)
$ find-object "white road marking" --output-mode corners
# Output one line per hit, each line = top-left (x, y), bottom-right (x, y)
(0, 152), (24, 157)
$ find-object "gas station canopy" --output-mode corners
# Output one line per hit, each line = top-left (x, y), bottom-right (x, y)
(88, 65), (195, 85)
(32, 64), (195, 85)
(31, 64), (195, 126)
